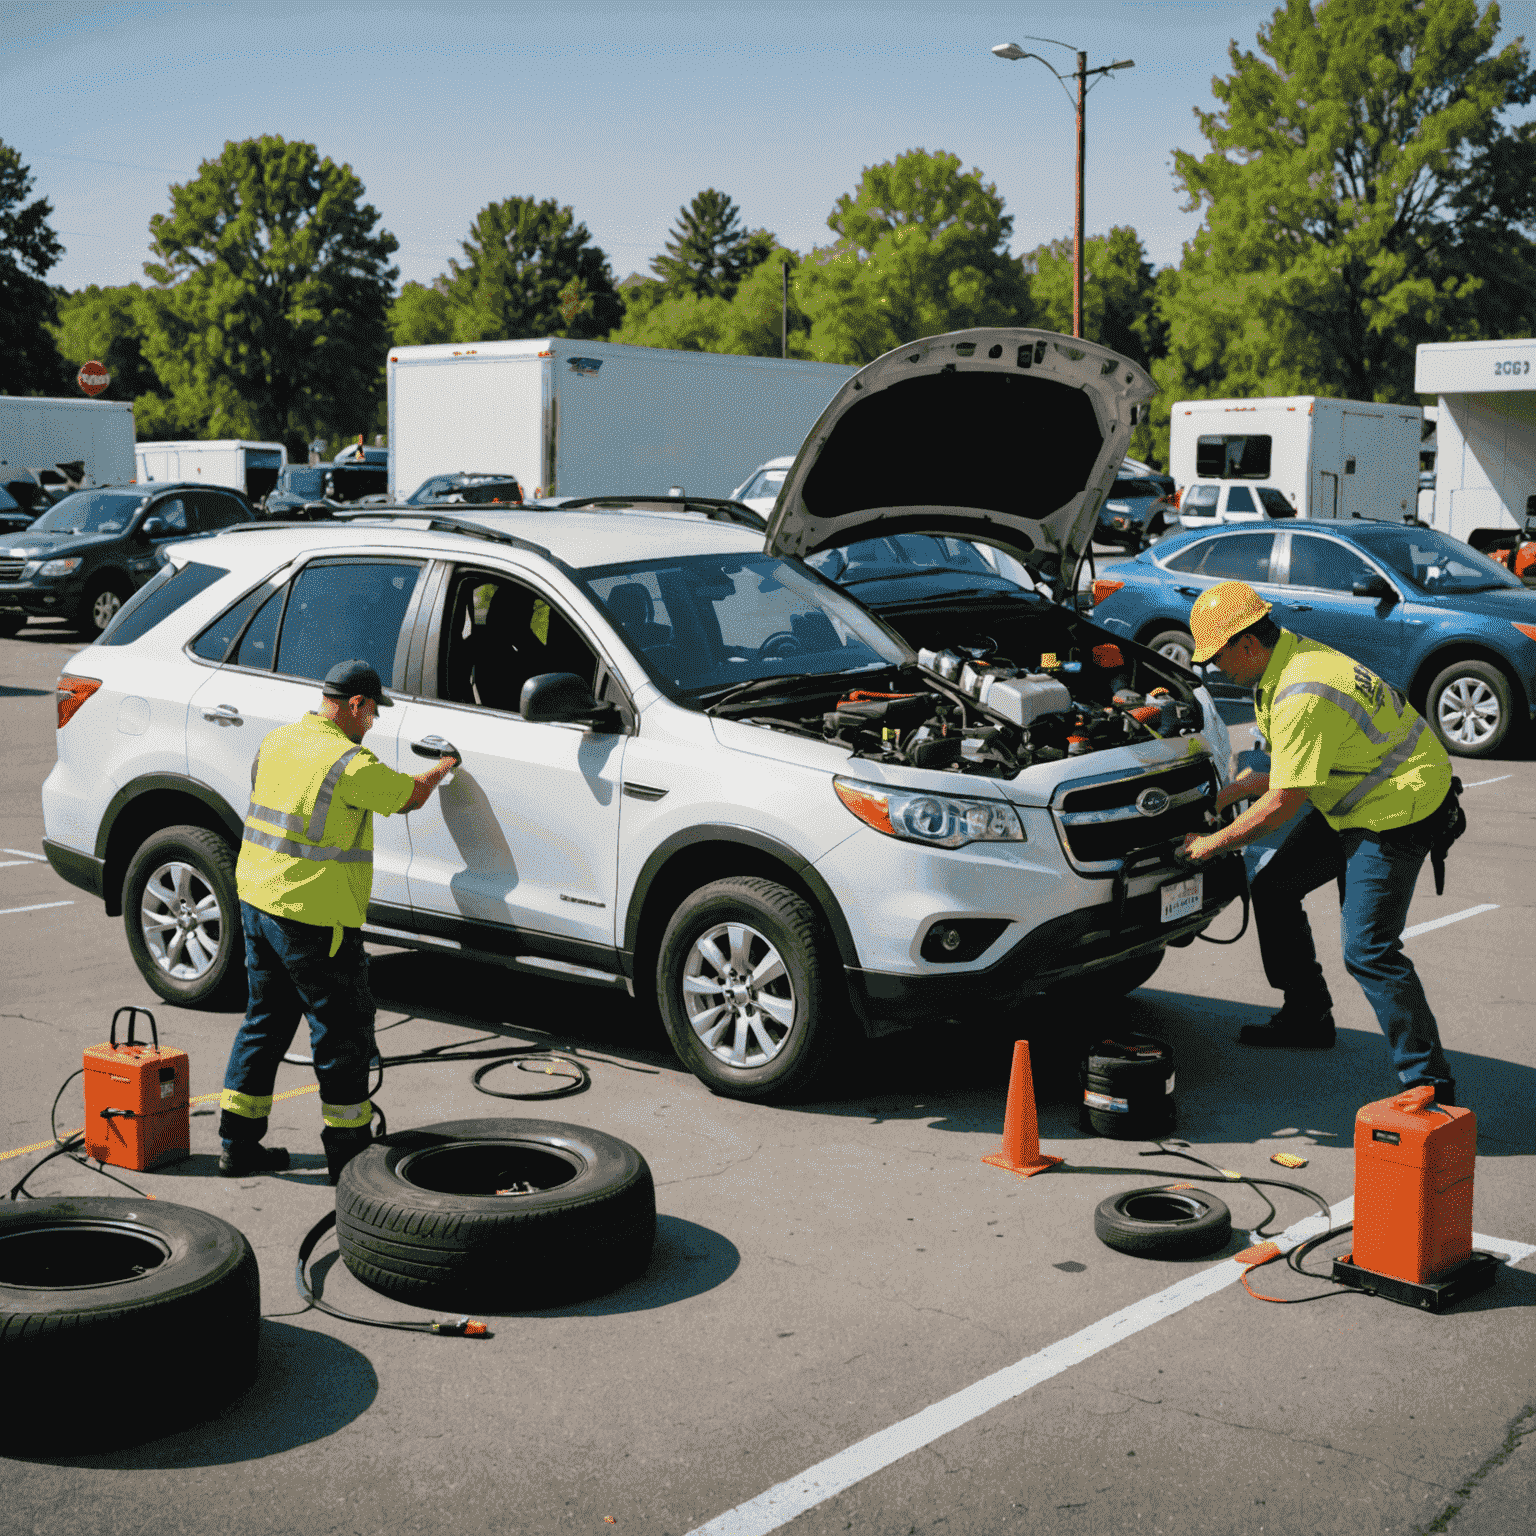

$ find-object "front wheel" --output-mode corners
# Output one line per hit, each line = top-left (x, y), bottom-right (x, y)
(657, 876), (849, 1102)
(1144, 628), (1197, 670)
(77, 578), (130, 639)
(122, 825), (246, 1009)
(1426, 659), (1515, 758)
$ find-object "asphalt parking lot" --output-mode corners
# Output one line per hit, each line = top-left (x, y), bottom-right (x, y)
(3, 613), (1533, 1536)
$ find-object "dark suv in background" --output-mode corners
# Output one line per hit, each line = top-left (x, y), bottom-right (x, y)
(0, 482), (253, 637)
(264, 462), (390, 519)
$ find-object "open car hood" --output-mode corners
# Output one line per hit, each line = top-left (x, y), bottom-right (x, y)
(763, 328), (1155, 596)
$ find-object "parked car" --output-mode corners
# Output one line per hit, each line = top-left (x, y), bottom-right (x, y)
(0, 483), (40, 538)
(0, 482), (254, 638)
(40, 327), (1239, 1104)
(1089, 519), (1536, 757)
(1096, 476), (1178, 551)
(1177, 481), (1296, 529)
(730, 456), (793, 516)
(333, 442), (391, 467)
(404, 472), (524, 507)
(264, 463), (390, 518)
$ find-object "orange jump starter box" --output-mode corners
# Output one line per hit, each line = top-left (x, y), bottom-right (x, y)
(1333, 1084), (1499, 1311)
(82, 1006), (190, 1171)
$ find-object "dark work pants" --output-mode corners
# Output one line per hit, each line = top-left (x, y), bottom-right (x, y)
(1249, 810), (1453, 1089)
(219, 903), (377, 1144)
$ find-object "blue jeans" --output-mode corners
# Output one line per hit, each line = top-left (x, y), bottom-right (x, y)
(219, 903), (377, 1144)
(1249, 811), (1452, 1089)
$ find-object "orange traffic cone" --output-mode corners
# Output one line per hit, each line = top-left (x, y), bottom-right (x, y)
(982, 1039), (1064, 1177)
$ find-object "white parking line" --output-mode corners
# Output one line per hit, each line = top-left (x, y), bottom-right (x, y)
(1460, 775), (1512, 789)
(688, 1200), (1535, 1536)
(0, 861), (37, 870)
(0, 901), (73, 917)
(1402, 904), (1500, 942)
(1, 848), (46, 860)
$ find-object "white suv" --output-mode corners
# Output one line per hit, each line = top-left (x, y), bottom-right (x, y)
(42, 328), (1235, 1102)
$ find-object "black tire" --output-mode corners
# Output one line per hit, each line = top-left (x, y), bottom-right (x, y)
(0, 612), (24, 639)
(1144, 628), (1197, 670)
(335, 1118), (656, 1310)
(656, 875), (850, 1102)
(1425, 659), (1516, 758)
(1094, 1186), (1232, 1260)
(76, 576), (131, 639)
(0, 1197), (260, 1449)
(122, 824), (247, 1009)
(1078, 1030), (1177, 1139)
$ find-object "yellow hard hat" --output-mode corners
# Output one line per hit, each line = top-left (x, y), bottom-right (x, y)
(1189, 581), (1273, 663)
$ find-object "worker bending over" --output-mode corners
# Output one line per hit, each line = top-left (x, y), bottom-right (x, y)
(1177, 582), (1460, 1104)
(218, 660), (459, 1182)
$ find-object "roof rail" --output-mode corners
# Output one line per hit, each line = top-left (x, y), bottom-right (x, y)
(557, 494), (765, 529)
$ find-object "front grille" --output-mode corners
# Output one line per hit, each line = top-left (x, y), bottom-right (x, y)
(0, 560), (26, 581)
(1053, 759), (1217, 871)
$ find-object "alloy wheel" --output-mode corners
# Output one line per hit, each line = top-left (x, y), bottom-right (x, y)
(681, 921), (797, 1068)
(1436, 676), (1500, 748)
(90, 588), (123, 633)
(140, 859), (224, 980)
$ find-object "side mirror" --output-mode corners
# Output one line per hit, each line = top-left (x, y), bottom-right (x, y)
(519, 672), (622, 731)
(140, 516), (167, 539)
(1352, 574), (1394, 599)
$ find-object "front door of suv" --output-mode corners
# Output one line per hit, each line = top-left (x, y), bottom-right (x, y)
(395, 564), (627, 966)
(1272, 530), (1406, 679)
(184, 555), (426, 908)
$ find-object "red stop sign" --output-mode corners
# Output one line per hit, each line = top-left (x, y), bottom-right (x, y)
(78, 361), (111, 396)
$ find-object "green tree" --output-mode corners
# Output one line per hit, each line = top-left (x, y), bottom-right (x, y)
(798, 149), (1031, 365)
(390, 279), (453, 347)
(0, 139), (64, 395)
(51, 284), (163, 402)
(1024, 227), (1166, 369)
(441, 197), (621, 342)
(651, 188), (776, 299)
(139, 135), (399, 441)
(1160, 0), (1536, 413)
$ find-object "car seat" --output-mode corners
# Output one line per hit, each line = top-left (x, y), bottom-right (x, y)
(606, 582), (672, 654)
(789, 610), (841, 652)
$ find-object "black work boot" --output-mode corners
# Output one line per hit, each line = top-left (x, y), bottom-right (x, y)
(1238, 1001), (1336, 1050)
(322, 1127), (372, 1186)
(218, 1141), (291, 1178)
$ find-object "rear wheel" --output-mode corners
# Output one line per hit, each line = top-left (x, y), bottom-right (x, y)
(122, 825), (246, 1009)
(1144, 628), (1196, 669)
(1426, 659), (1515, 758)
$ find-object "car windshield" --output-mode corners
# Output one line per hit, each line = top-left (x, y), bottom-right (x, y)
(580, 551), (909, 699)
(1349, 527), (1524, 595)
(417, 478), (523, 505)
(29, 489), (146, 535)
(806, 535), (1001, 584)
(278, 466), (387, 502)
(743, 467), (788, 499)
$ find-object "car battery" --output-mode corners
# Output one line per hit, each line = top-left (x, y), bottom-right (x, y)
(1349, 1085), (1474, 1284)
(82, 1006), (190, 1171)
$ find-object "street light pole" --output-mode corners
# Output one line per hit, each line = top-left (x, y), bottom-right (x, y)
(991, 40), (1134, 341)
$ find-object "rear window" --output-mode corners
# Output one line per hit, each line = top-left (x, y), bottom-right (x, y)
(97, 561), (230, 647)
(1257, 488), (1294, 518)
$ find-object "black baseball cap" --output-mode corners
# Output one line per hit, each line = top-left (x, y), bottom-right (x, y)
(321, 659), (394, 707)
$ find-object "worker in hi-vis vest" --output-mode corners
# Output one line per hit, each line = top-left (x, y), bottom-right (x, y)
(218, 659), (460, 1182)
(1176, 582), (1461, 1104)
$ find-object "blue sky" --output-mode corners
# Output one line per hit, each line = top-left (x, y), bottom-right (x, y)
(6, 0), (1536, 295)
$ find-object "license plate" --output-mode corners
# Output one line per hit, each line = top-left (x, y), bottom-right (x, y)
(1160, 873), (1202, 924)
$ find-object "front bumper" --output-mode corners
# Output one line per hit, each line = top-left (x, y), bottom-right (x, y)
(845, 852), (1244, 1030)
(0, 579), (85, 616)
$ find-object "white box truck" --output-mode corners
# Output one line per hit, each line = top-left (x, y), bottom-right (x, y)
(1414, 337), (1536, 551)
(386, 337), (857, 502)
(1168, 395), (1421, 525)
(0, 396), (135, 500)
(134, 439), (287, 503)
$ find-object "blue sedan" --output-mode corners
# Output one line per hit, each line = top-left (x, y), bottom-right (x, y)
(1088, 519), (1536, 757)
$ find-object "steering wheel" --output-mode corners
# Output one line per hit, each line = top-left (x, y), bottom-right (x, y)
(756, 631), (804, 659)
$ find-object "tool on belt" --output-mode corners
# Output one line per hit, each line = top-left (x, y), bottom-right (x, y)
(1429, 776), (1466, 895)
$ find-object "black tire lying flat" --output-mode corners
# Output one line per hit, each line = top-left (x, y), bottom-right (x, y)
(0, 1197), (260, 1449)
(1094, 1186), (1232, 1261)
(335, 1118), (656, 1310)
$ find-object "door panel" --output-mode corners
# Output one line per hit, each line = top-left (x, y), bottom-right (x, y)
(1273, 532), (1404, 678)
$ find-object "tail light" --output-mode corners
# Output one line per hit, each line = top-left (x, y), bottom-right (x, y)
(56, 674), (102, 729)
(1091, 579), (1126, 606)
(1173, 487), (1183, 509)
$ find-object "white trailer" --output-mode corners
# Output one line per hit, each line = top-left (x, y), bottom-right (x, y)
(0, 396), (135, 495)
(1414, 338), (1536, 549)
(1168, 395), (1421, 522)
(386, 337), (857, 503)
(134, 439), (287, 503)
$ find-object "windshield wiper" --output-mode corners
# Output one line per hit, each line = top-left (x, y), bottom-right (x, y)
(698, 664), (891, 713)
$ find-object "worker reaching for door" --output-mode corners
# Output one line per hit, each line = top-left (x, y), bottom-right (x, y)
(1175, 583), (1461, 1104)
(218, 659), (460, 1183)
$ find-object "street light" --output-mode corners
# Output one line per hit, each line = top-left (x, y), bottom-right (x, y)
(991, 39), (1134, 339)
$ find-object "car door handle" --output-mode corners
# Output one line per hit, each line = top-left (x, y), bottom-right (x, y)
(1174, 586), (1200, 598)
(1282, 602), (1313, 612)
(201, 704), (242, 722)
(411, 736), (461, 760)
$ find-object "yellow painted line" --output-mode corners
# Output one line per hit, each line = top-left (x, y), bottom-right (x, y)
(0, 1083), (320, 1162)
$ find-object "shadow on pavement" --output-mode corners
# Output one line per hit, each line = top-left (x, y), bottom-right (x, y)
(12, 1320), (378, 1467)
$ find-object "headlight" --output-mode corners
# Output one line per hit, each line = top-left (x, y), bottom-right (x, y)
(37, 557), (83, 577)
(833, 776), (1025, 849)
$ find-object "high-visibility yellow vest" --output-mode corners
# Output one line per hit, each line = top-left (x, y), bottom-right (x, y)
(1255, 631), (1451, 832)
(237, 713), (413, 933)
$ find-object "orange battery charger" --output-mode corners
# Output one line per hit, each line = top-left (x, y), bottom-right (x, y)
(82, 1006), (190, 1171)
(1332, 1084), (1499, 1311)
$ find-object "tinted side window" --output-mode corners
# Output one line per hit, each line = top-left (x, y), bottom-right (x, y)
(193, 582), (269, 662)
(1257, 487), (1294, 518)
(1225, 487), (1256, 514)
(1182, 484), (1219, 512)
(234, 589), (284, 668)
(98, 561), (230, 647)
(198, 493), (249, 531)
(1195, 434), (1272, 479)
(1165, 534), (1275, 582)
(1287, 536), (1374, 593)
(151, 497), (189, 535)
(276, 560), (423, 685)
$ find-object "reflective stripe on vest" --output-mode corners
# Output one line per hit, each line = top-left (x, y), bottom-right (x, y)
(241, 822), (373, 864)
(1271, 681), (1395, 746)
(1330, 718), (1434, 817)
(308, 747), (364, 841)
